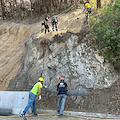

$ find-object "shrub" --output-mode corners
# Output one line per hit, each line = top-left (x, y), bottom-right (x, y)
(92, 0), (120, 71)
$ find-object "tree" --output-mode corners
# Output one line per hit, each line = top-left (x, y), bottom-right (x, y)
(97, 0), (101, 8)
(0, 0), (6, 19)
(74, 0), (78, 9)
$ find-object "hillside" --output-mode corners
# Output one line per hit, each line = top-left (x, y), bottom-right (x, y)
(0, 8), (85, 91)
(0, 21), (38, 90)
(0, 6), (120, 115)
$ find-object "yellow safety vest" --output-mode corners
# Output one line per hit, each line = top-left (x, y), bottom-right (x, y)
(85, 3), (91, 9)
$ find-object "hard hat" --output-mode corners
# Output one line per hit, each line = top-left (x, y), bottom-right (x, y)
(60, 77), (65, 81)
(38, 77), (44, 81)
(47, 15), (50, 18)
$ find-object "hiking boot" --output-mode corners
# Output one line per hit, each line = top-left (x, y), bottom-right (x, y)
(20, 114), (27, 120)
(59, 114), (63, 116)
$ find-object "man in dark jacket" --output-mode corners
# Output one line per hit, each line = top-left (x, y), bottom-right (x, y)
(57, 77), (68, 116)
(42, 15), (50, 34)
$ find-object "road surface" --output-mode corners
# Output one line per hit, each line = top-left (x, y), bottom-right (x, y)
(0, 114), (97, 120)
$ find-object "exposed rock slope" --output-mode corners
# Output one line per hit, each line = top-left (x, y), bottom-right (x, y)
(8, 9), (119, 90)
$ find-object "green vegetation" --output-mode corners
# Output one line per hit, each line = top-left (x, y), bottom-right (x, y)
(91, 0), (120, 71)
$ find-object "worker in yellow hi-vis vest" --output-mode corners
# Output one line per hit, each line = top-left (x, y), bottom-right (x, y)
(83, 1), (92, 15)
(20, 77), (47, 120)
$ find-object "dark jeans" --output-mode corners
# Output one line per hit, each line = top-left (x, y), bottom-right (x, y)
(45, 25), (49, 34)
(52, 22), (58, 31)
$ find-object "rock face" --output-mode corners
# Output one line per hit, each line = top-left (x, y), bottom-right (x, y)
(8, 28), (120, 114)
(9, 32), (119, 90)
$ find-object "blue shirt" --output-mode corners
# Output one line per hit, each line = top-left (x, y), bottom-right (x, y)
(57, 82), (68, 95)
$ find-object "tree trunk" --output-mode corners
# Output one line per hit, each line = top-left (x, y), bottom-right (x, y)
(97, 0), (101, 8)
(59, 0), (62, 10)
(0, 0), (6, 19)
(64, 0), (67, 4)
(74, 0), (78, 9)
(80, 0), (84, 4)
(9, 2), (14, 18)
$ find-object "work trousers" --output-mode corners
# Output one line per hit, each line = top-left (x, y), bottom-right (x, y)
(57, 94), (67, 115)
(22, 92), (37, 115)
(45, 25), (49, 34)
(52, 22), (58, 31)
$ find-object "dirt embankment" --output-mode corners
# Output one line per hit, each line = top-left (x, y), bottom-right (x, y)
(0, 22), (38, 90)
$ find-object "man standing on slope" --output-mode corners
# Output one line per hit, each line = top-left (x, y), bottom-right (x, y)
(51, 15), (58, 32)
(83, 1), (92, 16)
(57, 77), (68, 116)
(20, 77), (47, 120)
(43, 15), (50, 34)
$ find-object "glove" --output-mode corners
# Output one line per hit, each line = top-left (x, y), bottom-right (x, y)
(38, 95), (41, 100)
(44, 86), (47, 88)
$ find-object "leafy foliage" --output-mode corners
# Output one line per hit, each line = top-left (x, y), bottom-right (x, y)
(92, 0), (120, 71)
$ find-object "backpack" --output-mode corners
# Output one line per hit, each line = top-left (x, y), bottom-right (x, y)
(51, 16), (57, 23)
(87, 8), (92, 13)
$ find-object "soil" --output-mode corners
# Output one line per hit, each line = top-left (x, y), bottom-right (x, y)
(36, 79), (120, 115)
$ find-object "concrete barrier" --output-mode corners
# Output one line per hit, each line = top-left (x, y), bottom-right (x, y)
(0, 91), (31, 115)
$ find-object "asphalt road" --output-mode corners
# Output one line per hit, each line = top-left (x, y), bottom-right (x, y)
(0, 114), (95, 120)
